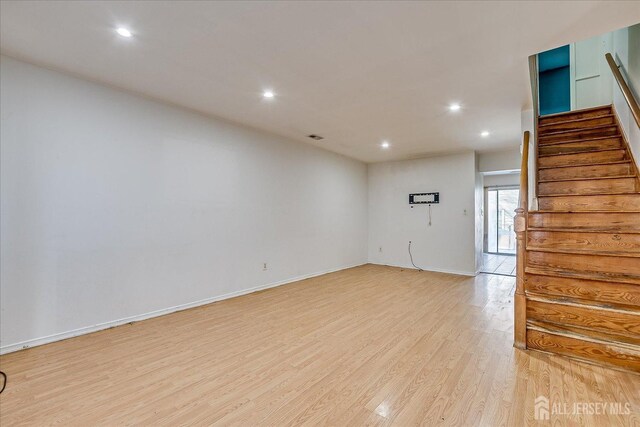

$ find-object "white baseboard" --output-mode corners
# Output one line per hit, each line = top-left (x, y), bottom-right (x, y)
(371, 262), (477, 277)
(0, 263), (365, 355)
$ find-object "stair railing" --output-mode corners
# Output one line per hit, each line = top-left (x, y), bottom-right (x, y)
(606, 52), (640, 128)
(514, 130), (530, 350)
(528, 55), (539, 209)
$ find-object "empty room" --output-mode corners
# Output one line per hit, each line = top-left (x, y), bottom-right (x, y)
(1, 1), (640, 425)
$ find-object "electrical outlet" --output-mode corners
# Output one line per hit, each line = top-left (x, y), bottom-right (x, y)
(263, 262), (267, 271)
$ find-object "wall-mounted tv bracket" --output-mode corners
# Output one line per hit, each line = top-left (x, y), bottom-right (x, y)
(409, 192), (439, 205)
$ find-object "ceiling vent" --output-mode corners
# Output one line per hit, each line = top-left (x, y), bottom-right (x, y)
(307, 134), (324, 141)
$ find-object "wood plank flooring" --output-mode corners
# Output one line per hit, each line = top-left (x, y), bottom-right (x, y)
(0, 264), (638, 426)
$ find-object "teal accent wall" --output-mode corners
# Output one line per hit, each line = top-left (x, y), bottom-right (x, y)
(538, 45), (570, 116)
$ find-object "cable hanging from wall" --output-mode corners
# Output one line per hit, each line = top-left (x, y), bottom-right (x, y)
(0, 371), (6, 394)
(408, 241), (424, 271)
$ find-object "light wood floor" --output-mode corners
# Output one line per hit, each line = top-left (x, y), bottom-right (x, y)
(1, 264), (638, 426)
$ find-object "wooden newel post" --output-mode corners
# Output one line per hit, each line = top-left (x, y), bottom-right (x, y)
(514, 131), (530, 350)
(514, 207), (527, 349)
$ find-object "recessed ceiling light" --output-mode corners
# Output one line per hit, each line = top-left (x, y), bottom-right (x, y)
(116, 27), (132, 38)
(381, 141), (390, 149)
(481, 130), (490, 137)
(449, 103), (461, 112)
(263, 90), (275, 99)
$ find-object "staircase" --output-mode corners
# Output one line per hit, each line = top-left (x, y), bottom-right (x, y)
(518, 105), (640, 372)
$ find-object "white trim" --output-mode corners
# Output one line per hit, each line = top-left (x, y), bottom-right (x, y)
(0, 263), (365, 355)
(370, 262), (476, 277)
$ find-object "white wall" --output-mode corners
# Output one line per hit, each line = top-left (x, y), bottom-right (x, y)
(367, 152), (478, 276)
(478, 149), (521, 174)
(483, 173), (520, 188)
(612, 24), (640, 169)
(571, 32), (614, 110)
(0, 56), (368, 353)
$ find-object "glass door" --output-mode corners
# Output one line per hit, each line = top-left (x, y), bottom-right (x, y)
(487, 187), (519, 255)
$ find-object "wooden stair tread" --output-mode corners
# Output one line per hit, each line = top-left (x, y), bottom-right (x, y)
(538, 147), (625, 158)
(538, 123), (619, 138)
(538, 174), (636, 183)
(538, 134), (621, 147)
(526, 319), (640, 350)
(527, 295), (640, 340)
(537, 194), (640, 211)
(538, 114), (615, 128)
(525, 275), (640, 307)
(532, 209), (640, 214)
(526, 329), (640, 373)
(538, 116), (616, 135)
(525, 246), (640, 258)
(525, 274), (640, 308)
(525, 266), (640, 285)
(528, 227), (640, 234)
(538, 160), (632, 170)
(525, 292), (640, 313)
(538, 190), (639, 197)
(537, 150), (628, 169)
(538, 104), (612, 121)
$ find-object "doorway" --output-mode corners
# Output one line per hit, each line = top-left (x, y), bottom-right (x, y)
(481, 186), (518, 276)
(486, 187), (518, 255)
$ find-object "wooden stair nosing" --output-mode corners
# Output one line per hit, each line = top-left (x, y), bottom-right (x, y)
(538, 115), (615, 128)
(526, 320), (640, 352)
(525, 273), (640, 308)
(526, 298), (640, 342)
(524, 266), (640, 285)
(538, 123), (620, 139)
(526, 329), (640, 374)
(537, 160), (632, 170)
(537, 134), (621, 147)
(537, 190), (639, 197)
(538, 147), (626, 158)
(524, 246), (640, 258)
(526, 292), (640, 314)
(531, 209), (640, 214)
(528, 226), (640, 234)
(538, 174), (637, 183)
(538, 104), (612, 121)
(526, 302), (640, 348)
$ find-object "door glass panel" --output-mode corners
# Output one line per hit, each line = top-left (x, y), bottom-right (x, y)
(497, 189), (518, 254)
(487, 188), (519, 255)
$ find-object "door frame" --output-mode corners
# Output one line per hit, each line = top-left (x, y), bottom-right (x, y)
(484, 185), (519, 256)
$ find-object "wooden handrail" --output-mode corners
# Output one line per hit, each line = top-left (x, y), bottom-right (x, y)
(513, 131), (530, 350)
(527, 55), (538, 208)
(518, 131), (530, 212)
(606, 53), (640, 128)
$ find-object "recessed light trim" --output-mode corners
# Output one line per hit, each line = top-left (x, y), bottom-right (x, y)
(449, 103), (461, 112)
(481, 131), (490, 137)
(263, 90), (275, 99)
(381, 141), (390, 149)
(116, 27), (132, 38)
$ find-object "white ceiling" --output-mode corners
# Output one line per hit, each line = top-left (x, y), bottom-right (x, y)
(1, 1), (639, 162)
